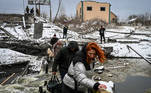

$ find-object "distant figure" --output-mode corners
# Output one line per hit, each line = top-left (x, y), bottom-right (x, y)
(50, 34), (63, 57)
(47, 34), (58, 62)
(130, 28), (135, 35)
(63, 25), (68, 39)
(99, 25), (106, 43)
(26, 6), (29, 13)
(36, 8), (40, 16)
(30, 8), (34, 15)
(46, 34), (59, 73)
(50, 34), (59, 47)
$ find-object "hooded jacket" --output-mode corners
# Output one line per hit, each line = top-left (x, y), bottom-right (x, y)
(52, 41), (79, 72)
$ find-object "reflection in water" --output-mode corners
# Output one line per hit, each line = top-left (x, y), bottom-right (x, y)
(115, 76), (151, 93)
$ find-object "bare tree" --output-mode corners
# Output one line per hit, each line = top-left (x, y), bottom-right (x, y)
(53, 0), (62, 23)
(128, 12), (151, 26)
(59, 4), (65, 17)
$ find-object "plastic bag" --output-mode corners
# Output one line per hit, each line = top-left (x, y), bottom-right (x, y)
(47, 48), (54, 57)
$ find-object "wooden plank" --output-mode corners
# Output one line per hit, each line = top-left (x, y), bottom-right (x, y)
(0, 73), (15, 85)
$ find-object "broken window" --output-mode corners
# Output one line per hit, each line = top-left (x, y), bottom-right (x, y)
(100, 7), (105, 11)
(87, 6), (92, 11)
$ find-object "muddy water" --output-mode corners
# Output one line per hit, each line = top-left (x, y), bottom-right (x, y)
(0, 61), (29, 85)
(115, 76), (151, 93)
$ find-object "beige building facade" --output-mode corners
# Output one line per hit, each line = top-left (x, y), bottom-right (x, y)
(76, 1), (117, 24)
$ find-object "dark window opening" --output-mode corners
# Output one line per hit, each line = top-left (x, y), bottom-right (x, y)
(100, 7), (105, 11)
(87, 6), (92, 11)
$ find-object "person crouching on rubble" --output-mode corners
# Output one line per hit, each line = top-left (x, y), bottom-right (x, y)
(62, 42), (107, 93)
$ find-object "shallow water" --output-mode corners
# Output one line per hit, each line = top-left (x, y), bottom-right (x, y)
(115, 76), (151, 93)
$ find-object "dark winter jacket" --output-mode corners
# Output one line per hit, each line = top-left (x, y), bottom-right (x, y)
(72, 43), (91, 70)
(99, 27), (105, 35)
(50, 37), (59, 46)
(52, 41), (79, 72)
(63, 26), (68, 34)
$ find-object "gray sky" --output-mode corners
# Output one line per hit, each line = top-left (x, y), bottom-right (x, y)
(0, 0), (150, 21)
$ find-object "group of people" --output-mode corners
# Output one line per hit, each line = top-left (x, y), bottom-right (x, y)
(47, 35), (107, 93)
(26, 6), (40, 16)
(26, 6), (34, 14)
(45, 24), (108, 93)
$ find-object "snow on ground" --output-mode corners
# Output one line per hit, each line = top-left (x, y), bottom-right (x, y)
(84, 26), (151, 58)
(4, 26), (29, 40)
(101, 42), (151, 58)
(0, 48), (34, 64)
(0, 48), (42, 71)
(42, 23), (80, 40)
(0, 21), (151, 71)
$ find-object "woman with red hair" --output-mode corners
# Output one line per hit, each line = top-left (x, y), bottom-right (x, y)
(62, 42), (106, 93)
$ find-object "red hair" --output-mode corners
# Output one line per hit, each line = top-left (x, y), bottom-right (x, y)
(86, 42), (106, 64)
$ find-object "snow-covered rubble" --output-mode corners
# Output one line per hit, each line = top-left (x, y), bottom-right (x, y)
(0, 17), (151, 93)
(4, 26), (29, 40)
(0, 20), (151, 71)
(0, 48), (33, 64)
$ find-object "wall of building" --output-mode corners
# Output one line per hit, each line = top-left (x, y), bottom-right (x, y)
(76, 1), (116, 23)
(111, 12), (117, 22)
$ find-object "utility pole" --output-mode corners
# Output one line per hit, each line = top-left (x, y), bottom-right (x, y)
(34, 0), (37, 16)
(49, 0), (52, 22)
(23, 0), (25, 14)
(81, 1), (84, 22)
(39, 0), (41, 16)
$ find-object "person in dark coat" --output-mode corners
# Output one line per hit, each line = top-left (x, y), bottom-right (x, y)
(52, 41), (79, 80)
(46, 34), (59, 74)
(36, 8), (40, 16)
(50, 34), (59, 47)
(62, 42), (107, 93)
(63, 25), (68, 39)
(26, 6), (29, 13)
(30, 8), (34, 15)
(53, 40), (63, 57)
(99, 25), (106, 43)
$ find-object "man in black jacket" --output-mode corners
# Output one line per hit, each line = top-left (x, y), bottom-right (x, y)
(63, 25), (68, 39)
(50, 34), (59, 47)
(52, 41), (79, 80)
(99, 25), (106, 44)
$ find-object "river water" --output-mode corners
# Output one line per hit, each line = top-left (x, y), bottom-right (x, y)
(115, 76), (151, 93)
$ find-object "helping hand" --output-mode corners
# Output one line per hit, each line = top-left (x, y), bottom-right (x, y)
(98, 84), (107, 92)
(52, 72), (56, 75)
